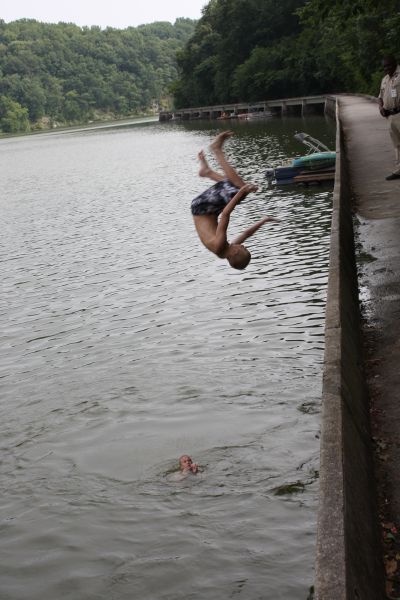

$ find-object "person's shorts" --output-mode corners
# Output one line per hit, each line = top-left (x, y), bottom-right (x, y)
(191, 179), (240, 216)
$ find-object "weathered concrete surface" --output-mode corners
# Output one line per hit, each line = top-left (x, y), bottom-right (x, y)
(315, 100), (385, 600)
(340, 96), (400, 218)
(339, 95), (400, 598)
(316, 94), (400, 598)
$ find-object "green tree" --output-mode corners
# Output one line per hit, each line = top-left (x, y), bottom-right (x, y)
(174, 0), (306, 106)
(0, 95), (30, 132)
(296, 0), (400, 94)
(174, 0), (400, 106)
(0, 17), (196, 128)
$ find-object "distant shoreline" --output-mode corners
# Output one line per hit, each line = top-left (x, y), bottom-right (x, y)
(0, 114), (159, 140)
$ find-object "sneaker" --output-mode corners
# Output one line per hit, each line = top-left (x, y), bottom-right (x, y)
(385, 172), (400, 180)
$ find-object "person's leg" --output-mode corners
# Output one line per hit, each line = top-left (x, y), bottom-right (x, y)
(389, 115), (400, 173)
(198, 150), (224, 182)
(210, 131), (246, 187)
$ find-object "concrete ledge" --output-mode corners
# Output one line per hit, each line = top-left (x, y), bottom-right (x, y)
(315, 99), (385, 599)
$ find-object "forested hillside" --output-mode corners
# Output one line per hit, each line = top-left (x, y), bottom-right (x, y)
(0, 18), (195, 133)
(173, 0), (400, 108)
(2, 1), (400, 133)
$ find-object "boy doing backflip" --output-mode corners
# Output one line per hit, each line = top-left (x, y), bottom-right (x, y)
(191, 131), (278, 270)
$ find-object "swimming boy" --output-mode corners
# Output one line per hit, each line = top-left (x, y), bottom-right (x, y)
(179, 455), (199, 474)
(191, 131), (278, 270)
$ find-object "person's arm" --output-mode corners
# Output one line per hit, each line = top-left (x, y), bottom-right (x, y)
(379, 97), (389, 117)
(213, 184), (258, 253)
(222, 183), (258, 217)
(231, 216), (279, 245)
(378, 83), (389, 117)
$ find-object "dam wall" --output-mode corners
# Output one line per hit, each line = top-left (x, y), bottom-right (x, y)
(314, 98), (384, 599)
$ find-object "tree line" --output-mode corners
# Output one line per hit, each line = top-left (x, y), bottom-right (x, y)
(2, 2), (400, 134)
(172, 0), (400, 108)
(0, 18), (195, 133)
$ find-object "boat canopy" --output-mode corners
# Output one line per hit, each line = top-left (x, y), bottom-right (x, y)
(293, 132), (331, 154)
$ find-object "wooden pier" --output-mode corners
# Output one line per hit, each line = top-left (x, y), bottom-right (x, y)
(159, 95), (331, 121)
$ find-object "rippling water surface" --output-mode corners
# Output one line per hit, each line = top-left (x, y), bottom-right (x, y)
(0, 116), (334, 599)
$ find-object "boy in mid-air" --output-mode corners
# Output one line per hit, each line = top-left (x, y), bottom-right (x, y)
(191, 131), (278, 270)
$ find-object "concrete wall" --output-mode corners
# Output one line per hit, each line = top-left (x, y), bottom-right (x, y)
(315, 99), (385, 599)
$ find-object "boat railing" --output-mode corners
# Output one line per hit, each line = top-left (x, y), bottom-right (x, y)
(294, 132), (331, 154)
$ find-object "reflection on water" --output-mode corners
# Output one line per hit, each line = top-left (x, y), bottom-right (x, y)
(0, 116), (333, 600)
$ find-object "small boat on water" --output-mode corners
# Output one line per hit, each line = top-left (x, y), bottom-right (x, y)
(217, 110), (272, 120)
(217, 112), (235, 120)
(238, 110), (272, 120)
(265, 132), (336, 185)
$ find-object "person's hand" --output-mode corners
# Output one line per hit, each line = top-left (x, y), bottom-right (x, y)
(240, 183), (258, 194)
(379, 106), (389, 118)
(190, 463), (199, 474)
(261, 216), (280, 223)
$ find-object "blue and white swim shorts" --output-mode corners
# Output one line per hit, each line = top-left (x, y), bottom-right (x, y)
(191, 179), (240, 216)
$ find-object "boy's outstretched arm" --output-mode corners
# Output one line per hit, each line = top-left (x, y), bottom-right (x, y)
(213, 184), (258, 253)
(231, 216), (279, 245)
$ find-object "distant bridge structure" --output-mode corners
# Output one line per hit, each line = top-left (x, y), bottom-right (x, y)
(159, 95), (334, 121)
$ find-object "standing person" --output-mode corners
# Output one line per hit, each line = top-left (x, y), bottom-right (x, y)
(378, 55), (400, 180)
(191, 131), (278, 270)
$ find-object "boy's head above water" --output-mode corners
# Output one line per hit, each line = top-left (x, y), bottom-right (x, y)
(179, 455), (198, 473)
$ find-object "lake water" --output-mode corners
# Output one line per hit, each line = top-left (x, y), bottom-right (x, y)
(0, 115), (334, 600)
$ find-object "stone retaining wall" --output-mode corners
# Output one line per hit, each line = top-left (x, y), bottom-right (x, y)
(315, 99), (385, 599)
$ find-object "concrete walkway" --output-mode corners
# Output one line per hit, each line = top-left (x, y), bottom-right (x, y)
(339, 95), (400, 595)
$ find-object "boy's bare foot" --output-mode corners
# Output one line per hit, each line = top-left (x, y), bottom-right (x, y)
(198, 150), (212, 177)
(210, 130), (234, 152)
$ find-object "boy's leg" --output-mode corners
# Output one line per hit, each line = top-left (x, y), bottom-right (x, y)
(210, 131), (246, 187)
(198, 150), (224, 183)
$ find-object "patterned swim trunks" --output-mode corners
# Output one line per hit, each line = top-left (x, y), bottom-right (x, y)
(191, 179), (240, 216)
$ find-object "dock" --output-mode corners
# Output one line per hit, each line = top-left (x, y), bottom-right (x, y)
(159, 95), (330, 121)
